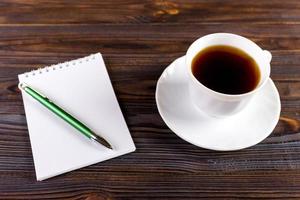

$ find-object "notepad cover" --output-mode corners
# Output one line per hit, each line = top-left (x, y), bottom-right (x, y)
(18, 53), (135, 180)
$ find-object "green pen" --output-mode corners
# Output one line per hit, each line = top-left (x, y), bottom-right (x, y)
(19, 82), (112, 150)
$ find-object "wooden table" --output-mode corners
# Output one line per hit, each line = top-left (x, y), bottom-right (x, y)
(1, 0), (300, 199)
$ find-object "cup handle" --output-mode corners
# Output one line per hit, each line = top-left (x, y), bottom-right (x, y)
(263, 50), (272, 63)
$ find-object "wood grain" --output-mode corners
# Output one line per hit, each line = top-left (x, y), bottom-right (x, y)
(0, 0), (300, 24)
(0, 0), (300, 199)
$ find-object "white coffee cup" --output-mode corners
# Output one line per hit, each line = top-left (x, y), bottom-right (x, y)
(186, 33), (272, 117)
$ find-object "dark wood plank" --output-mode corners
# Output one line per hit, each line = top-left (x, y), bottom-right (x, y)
(0, 0), (299, 24)
(0, 1), (300, 199)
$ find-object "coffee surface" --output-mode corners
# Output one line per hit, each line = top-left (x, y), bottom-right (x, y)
(192, 45), (260, 95)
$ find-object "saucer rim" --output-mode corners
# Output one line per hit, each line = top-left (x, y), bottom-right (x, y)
(155, 56), (281, 151)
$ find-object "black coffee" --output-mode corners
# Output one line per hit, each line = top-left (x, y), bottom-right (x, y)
(191, 45), (260, 95)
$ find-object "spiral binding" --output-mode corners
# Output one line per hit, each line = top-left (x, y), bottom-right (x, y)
(22, 53), (98, 78)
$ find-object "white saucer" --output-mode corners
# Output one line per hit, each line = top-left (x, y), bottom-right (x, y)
(156, 56), (281, 151)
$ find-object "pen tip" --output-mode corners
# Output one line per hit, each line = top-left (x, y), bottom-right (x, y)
(93, 134), (113, 150)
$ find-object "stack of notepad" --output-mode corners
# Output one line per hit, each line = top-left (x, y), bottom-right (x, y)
(18, 53), (135, 181)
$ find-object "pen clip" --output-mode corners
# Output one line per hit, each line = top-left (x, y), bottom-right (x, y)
(18, 82), (28, 91)
(18, 82), (47, 99)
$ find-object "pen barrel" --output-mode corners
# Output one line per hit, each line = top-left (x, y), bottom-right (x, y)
(23, 86), (94, 139)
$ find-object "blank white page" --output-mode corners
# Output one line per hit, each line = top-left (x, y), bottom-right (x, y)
(18, 53), (135, 181)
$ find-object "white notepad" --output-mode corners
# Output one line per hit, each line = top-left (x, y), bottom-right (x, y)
(18, 53), (136, 181)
